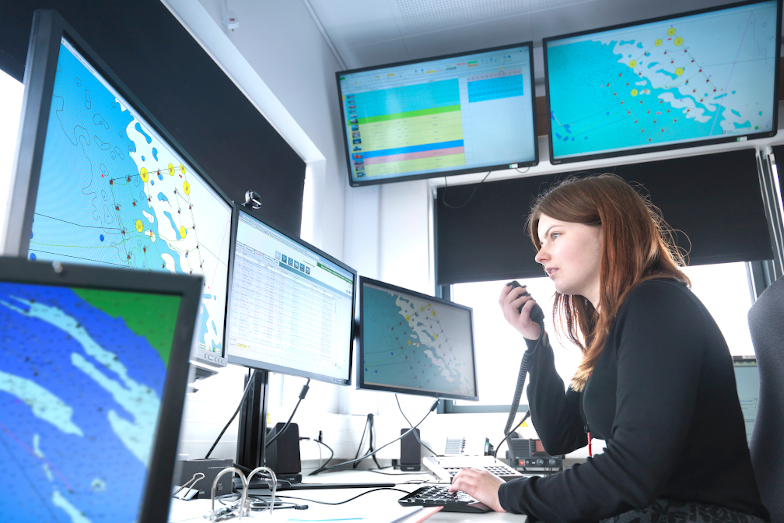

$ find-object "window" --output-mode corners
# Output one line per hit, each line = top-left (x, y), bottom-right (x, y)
(451, 261), (755, 407)
(0, 70), (24, 240)
(680, 262), (755, 356)
(452, 276), (578, 407)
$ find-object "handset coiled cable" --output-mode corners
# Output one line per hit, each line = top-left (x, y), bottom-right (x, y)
(502, 324), (544, 437)
(497, 281), (547, 456)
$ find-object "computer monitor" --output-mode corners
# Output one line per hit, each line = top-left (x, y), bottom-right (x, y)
(733, 355), (759, 441)
(225, 206), (356, 471)
(225, 206), (357, 385)
(337, 42), (538, 186)
(2, 10), (232, 368)
(358, 277), (479, 401)
(0, 257), (202, 523)
(543, 0), (781, 164)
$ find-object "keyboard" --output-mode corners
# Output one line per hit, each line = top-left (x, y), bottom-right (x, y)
(423, 455), (525, 482)
(398, 486), (491, 513)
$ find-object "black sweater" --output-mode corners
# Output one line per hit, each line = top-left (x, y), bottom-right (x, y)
(498, 280), (769, 522)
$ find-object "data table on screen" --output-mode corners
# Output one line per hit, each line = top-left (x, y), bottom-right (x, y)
(229, 244), (339, 369)
(338, 44), (537, 185)
(225, 211), (354, 383)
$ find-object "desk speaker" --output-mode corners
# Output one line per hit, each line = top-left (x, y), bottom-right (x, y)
(400, 428), (421, 471)
(266, 422), (301, 476)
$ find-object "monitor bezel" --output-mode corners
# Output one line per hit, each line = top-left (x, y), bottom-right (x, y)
(336, 41), (539, 187)
(0, 256), (202, 523)
(4, 9), (233, 368)
(224, 205), (357, 386)
(357, 276), (480, 401)
(542, 0), (782, 165)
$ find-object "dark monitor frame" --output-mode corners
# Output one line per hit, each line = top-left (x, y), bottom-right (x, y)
(357, 276), (479, 401)
(336, 41), (539, 187)
(3, 9), (233, 367)
(0, 256), (202, 523)
(542, 0), (781, 165)
(224, 204), (357, 386)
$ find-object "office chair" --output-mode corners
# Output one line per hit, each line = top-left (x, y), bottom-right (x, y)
(747, 275), (784, 522)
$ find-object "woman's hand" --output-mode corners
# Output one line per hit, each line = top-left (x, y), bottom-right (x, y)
(448, 468), (507, 513)
(499, 283), (542, 340)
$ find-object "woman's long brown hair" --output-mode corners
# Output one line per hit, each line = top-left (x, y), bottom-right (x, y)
(527, 174), (690, 391)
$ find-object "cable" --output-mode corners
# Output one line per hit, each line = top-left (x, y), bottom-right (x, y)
(272, 488), (412, 506)
(301, 437), (324, 470)
(352, 414), (381, 469)
(352, 414), (371, 468)
(441, 171), (491, 209)
(365, 468), (429, 477)
(247, 495), (308, 511)
(503, 326), (545, 437)
(395, 395), (439, 457)
(309, 399), (440, 475)
(218, 493), (308, 512)
(266, 379), (310, 448)
(493, 409), (531, 462)
(313, 438), (334, 465)
(369, 414), (381, 468)
(205, 369), (257, 459)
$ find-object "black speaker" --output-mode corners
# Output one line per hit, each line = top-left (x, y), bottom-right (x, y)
(266, 422), (302, 480)
(400, 428), (421, 471)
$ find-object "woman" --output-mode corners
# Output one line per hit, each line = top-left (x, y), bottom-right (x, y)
(449, 175), (769, 522)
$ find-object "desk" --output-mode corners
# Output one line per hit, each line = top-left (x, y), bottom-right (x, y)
(168, 470), (527, 522)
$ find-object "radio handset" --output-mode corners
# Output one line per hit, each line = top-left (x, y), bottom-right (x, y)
(503, 281), (545, 437)
(509, 280), (544, 324)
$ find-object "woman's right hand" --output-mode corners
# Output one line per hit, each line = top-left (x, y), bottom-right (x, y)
(499, 282), (542, 340)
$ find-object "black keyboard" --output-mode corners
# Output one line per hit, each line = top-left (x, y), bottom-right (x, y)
(398, 486), (491, 513)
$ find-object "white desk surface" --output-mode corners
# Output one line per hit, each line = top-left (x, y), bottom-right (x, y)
(168, 470), (527, 522)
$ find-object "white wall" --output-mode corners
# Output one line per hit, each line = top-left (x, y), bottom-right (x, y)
(191, 0), (350, 255)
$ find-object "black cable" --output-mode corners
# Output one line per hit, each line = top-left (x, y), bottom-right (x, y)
(309, 399), (440, 475)
(366, 468), (429, 477)
(369, 415), (381, 469)
(265, 379), (310, 448)
(395, 395), (439, 457)
(218, 494), (307, 511)
(205, 369), (257, 459)
(352, 414), (371, 468)
(233, 462), (253, 475)
(301, 437), (335, 471)
(441, 171), (491, 209)
(493, 409), (531, 462)
(272, 488), (412, 506)
(247, 495), (308, 511)
(352, 414), (381, 469)
(503, 326), (544, 437)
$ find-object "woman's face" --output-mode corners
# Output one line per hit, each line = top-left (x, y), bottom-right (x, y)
(535, 214), (603, 308)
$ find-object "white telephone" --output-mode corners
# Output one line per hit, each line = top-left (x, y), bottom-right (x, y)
(444, 436), (490, 456)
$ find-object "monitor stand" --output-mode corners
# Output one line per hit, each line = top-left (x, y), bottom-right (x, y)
(235, 370), (270, 471)
(235, 370), (395, 491)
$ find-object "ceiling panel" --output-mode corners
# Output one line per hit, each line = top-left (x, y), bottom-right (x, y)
(306, 0), (784, 72)
(401, 12), (534, 60)
(307, 0), (403, 50)
(387, 0), (532, 37)
(529, 0), (667, 43)
(338, 38), (413, 71)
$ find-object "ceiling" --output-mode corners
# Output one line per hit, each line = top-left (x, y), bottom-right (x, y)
(304, 0), (780, 91)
